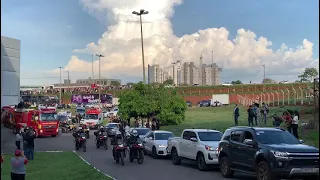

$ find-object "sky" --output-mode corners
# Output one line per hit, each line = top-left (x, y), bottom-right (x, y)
(1, 0), (319, 86)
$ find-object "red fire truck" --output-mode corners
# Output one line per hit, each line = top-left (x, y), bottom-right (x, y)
(1, 105), (15, 129)
(13, 108), (59, 137)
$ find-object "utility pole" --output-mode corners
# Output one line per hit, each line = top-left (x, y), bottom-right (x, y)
(132, 9), (149, 84)
(59, 67), (62, 104)
(92, 55), (94, 79)
(96, 54), (104, 106)
(262, 65), (266, 83)
(172, 62), (176, 85)
(66, 71), (70, 93)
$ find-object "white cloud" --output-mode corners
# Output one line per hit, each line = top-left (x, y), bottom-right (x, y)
(50, 0), (319, 83)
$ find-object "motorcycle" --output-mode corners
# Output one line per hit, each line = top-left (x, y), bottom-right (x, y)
(61, 123), (72, 133)
(75, 134), (87, 152)
(113, 143), (127, 166)
(95, 134), (108, 150)
(129, 143), (144, 164)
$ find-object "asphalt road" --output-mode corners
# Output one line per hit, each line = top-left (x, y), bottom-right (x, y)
(1, 128), (255, 180)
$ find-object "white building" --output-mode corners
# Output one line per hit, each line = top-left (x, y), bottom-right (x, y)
(148, 64), (165, 84)
(1, 36), (21, 107)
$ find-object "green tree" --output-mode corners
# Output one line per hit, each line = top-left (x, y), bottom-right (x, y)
(110, 81), (121, 86)
(298, 68), (319, 81)
(163, 78), (174, 85)
(118, 82), (187, 125)
(231, 80), (243, 84)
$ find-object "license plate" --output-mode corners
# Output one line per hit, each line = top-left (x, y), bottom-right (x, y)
(301, 168), (318, 173)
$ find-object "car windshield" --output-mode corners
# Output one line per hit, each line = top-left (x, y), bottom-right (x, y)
(198, 132), (222, 141)
(155, 133), (174, 140)
(106, 124), (118, 129)
(77, 109), (85, 113)
(85, 114), (98, 119)
(40, 113), (58, 121)
(135, 128), (150, 136)
(58, 115), (68, 121)
(256, 130), (300, 144)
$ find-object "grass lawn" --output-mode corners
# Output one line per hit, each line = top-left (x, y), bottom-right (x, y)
(161, 105), (319, 148)
(1, 152), (112, 180)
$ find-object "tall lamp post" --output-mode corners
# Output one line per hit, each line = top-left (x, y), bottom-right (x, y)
(96, 54), (104, 105)
(66, 71), (70, 93)
(59, 67), (62, 104)
(132, 9), (149, 84)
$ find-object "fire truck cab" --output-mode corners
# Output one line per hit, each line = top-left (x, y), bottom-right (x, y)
(1, 105), (15, 129)
(81, 107), (103, 129)
(13, 108), (59, 137)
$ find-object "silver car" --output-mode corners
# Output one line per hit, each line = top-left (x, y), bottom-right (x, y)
(129, 128), (151, 141)
(142, 131), (174, 159)
(105, 123), (120, 137)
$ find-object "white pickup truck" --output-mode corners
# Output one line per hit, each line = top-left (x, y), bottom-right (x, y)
(167, 129), (223, 171)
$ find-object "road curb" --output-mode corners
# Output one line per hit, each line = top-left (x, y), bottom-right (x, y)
(72, 150), (117, 180)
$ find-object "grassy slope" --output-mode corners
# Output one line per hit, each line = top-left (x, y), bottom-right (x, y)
(1, 152), (112, 180)
(161, 105), (319, 148)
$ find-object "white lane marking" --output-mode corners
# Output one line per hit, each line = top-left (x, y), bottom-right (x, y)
(2, 150), (117, 180)
(72, 150), (117, 180)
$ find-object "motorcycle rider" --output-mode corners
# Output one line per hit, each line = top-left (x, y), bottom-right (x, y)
(73, 127), (85, 148)
(94, 126), (106, 141)
(127, 129), (140, 145)
(112, 131), (124, 158)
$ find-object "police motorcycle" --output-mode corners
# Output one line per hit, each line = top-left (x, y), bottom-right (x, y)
(127, 129), (144, 164)
(73, 127), (87, 152)
(112, 131), (127, 166)
(94, 126), (108, 150)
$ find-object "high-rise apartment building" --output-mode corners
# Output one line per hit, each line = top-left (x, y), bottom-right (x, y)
(148, 64), (164, 84)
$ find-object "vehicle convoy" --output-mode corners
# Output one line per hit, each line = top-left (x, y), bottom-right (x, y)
(218, 127), (319, 180)
(167, 129), (223, 171)
(81, 108), (102, 129)
(143, 131), (174, 158)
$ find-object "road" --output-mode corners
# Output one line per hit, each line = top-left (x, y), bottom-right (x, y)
(1, 129), (254, 180)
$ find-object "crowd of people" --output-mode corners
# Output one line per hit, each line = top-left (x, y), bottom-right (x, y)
(1, 126), (35, 180)
(21, 85), (132, 96)
(233, 102), (300, 139)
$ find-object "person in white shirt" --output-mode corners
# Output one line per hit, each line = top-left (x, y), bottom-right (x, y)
(15, 131), (23, 150)
(291, 111), (299, 138)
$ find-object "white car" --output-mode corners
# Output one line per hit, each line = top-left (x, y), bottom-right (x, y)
(143, 131), (174, 158)
(102, 111), (109, 118)
(167, 129), (223, 170)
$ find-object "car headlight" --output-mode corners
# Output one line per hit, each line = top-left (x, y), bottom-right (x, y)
(118, 144), (123, 147)
(205, 145), (216, 151)
(82, 137), (86, 139)
(158, 145), (167, 148)
(104, 136), (107, 138)
(271, 151), (288, 158)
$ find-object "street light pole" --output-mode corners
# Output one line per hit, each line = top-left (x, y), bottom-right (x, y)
(132, 9), (149, 84)
(66, 71), (70, 93)
(96, 54), (104, 105)
(59, 67), (62, 104)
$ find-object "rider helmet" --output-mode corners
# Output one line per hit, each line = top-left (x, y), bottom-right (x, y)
(116, 131), (122, 139)
(131, 129), (138, 137)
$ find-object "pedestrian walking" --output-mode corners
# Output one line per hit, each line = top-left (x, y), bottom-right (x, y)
(247, 105), (255, 127)
(146, 120), (150, 128)
(283, 111), (292, 133)
(234, 104), (240, 126)
(292, 111), (299, 139)
(10, 149), (28, 180)
(22, 128), (36, 160)
(262, 102), (269, 125)
(272, 114), (282, 127)
(15, 131), (22, 150)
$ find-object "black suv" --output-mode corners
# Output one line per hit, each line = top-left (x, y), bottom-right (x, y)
(218, 127), (319, 180)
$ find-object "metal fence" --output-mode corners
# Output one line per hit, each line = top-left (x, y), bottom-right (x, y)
(236, 86), (316, 107)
